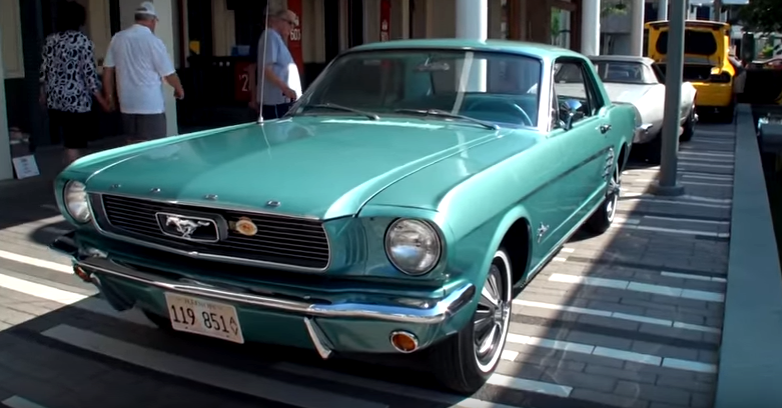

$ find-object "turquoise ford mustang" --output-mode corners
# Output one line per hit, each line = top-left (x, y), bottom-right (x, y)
(51, 39), (641, 393)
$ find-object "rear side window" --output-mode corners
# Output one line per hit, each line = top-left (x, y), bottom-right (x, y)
(656, 31), (718, 56)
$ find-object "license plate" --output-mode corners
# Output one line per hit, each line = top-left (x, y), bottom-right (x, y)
(164, 293), (245, 344)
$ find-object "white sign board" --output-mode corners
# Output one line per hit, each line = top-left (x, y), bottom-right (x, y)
(12, 155), (40, 179)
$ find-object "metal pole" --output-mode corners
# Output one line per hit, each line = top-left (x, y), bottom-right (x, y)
(658, 0), (668, 20)
(712, 0), (722, 22)
(652, 0), (685, 196)
(630, 0), (645, 56)
(0, 28), (13, 181)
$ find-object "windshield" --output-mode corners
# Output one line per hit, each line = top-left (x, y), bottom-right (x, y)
(290, 49), (543, 128)
(591, 61), (659, 84)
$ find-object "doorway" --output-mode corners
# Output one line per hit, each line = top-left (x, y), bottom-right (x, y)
(347, 0), (364, 48)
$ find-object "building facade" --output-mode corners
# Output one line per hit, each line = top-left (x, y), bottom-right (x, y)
(2, 0), (654, 181)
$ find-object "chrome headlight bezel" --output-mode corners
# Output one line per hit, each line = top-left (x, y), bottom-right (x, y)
(384, 218), (442, 276)
(63, 180), (91, 223)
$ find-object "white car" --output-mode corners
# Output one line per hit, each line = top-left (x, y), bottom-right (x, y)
(588, 55), (698, 163)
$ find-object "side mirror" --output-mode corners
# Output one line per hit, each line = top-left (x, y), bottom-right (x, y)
(559, 99), (585, 130)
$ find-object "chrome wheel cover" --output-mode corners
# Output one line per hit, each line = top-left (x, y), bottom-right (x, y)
(473, 250), (512, 373)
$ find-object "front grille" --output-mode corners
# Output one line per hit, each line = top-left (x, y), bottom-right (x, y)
(93, 194), (330, 270)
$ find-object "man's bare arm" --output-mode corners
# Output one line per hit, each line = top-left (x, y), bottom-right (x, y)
(103, 67), (116, 108)
(165, 73), (185, 98)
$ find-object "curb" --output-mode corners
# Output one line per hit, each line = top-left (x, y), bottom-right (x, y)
(714, 104), (782, 408)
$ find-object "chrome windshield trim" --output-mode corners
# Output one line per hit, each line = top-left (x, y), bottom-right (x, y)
(76, 257), (476, 325)
(89, 193), (332, 274)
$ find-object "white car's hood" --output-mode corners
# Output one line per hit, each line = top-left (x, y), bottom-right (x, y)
(602, 83), (656, 104)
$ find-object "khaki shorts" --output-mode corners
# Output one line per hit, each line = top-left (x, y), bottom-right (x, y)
(122, 113), (167, 143)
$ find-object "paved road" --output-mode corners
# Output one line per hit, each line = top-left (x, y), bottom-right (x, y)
(0, 124), (734, 408)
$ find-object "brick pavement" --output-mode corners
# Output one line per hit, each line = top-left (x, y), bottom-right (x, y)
(0, 123), (735, 408)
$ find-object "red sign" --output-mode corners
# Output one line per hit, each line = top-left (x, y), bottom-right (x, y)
(287, 0), (304, 75)
(234, 61), (252, 102)
(380, 0), (391, 42)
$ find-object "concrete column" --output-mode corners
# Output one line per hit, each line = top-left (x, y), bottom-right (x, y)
(400, 0), (410, 39)
(0, 28), (13, 181)
(630, 0), (645, 56)
(152, 0), (179, 136)
(658, 0), (668, 20)
(580, 0), (600, 56)
(455, 0), (487, 94)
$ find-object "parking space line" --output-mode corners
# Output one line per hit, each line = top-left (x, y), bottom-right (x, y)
(0, 272), (87, 304)
(641, 215), (730, 225)
(505, 333), (717, 373)
(272, 362), (537, 407)
(41, 325), (388, 408)
(611, 223), (730, 239)
(620, 197), (730, 209)
(513, 299), (721, 334)
(486, 374), (573, 398)
(682, 173), (733, 181)
(2, 396), (50, 408)
(681, 181), (733, 187)
(661, 271), (728, 283)
(679, 151), (734, 158)
(548, 273), (725, 303)
(0, 250), (72, 274)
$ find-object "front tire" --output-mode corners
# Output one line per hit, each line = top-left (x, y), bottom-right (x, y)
(681, 105), (696, 142)
(585, 163), (620, 234)
(429, 248), (513, 394)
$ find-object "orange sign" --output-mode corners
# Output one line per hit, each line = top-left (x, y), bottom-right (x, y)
(287, 0), (304, 74)
(380, 0), (391, 42)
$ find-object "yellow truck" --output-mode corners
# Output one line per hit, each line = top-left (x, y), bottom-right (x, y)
(645, 20), (745, 123)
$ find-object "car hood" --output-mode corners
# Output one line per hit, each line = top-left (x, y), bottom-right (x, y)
(602, 83), (655, 104)
(83, 117), (503, 220)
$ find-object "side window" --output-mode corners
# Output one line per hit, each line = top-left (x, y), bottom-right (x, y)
(552, 59), (602, 127)
(553, 60), (590, 126)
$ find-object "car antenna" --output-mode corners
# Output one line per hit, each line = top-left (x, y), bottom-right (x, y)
(257, 4), (271, 125)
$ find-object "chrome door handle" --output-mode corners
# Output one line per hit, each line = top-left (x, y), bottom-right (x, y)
(599, 124), (612, 134)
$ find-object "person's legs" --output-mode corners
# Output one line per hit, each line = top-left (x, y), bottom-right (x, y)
(136, 113), (168, 141)
(60, 111), (91, 165)
(48, 109), (63, 145)
(121, 113), (140, 144)
(261, 103), (293, 120)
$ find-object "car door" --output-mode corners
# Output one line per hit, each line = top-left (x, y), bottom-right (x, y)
(551, 58), (614, 232)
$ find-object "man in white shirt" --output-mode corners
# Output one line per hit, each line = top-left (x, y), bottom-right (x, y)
(247, 9), (302, 120)
(103, 2), (184, 143)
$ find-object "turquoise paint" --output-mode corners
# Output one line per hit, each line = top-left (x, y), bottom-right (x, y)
(53, 39), (637, 356)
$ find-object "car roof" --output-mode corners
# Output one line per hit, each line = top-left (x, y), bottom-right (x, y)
(346, 38), (585, 60)
(588, 55), (655, 65)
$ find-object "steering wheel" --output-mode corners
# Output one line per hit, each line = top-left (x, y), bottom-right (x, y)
(466, 100), (534, 127)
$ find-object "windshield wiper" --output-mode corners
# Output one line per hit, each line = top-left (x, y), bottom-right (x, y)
(301, 103), (379, 120)
(394, 109), (499, 130)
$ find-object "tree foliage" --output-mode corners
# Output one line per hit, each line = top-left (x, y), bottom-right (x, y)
(739, 0), (782, 34)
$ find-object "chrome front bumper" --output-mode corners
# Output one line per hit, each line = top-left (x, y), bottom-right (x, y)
(51, 233), (476, 325)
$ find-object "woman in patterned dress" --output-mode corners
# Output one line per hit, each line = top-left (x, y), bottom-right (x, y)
(39, 1), (110, 164)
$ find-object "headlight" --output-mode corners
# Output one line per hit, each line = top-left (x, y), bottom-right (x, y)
(385, 219), (441, 276)
(64, 180), (91, 223)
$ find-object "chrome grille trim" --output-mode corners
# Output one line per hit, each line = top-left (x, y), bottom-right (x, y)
(89, 193), (331, 272)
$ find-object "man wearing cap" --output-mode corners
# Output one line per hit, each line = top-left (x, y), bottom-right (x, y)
(247, 9), (302, 120)
(102, 1), (185, 143)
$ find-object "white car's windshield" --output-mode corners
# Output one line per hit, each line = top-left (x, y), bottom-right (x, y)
(590, 61), (659, 85)
(291, 49), (543, 128)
